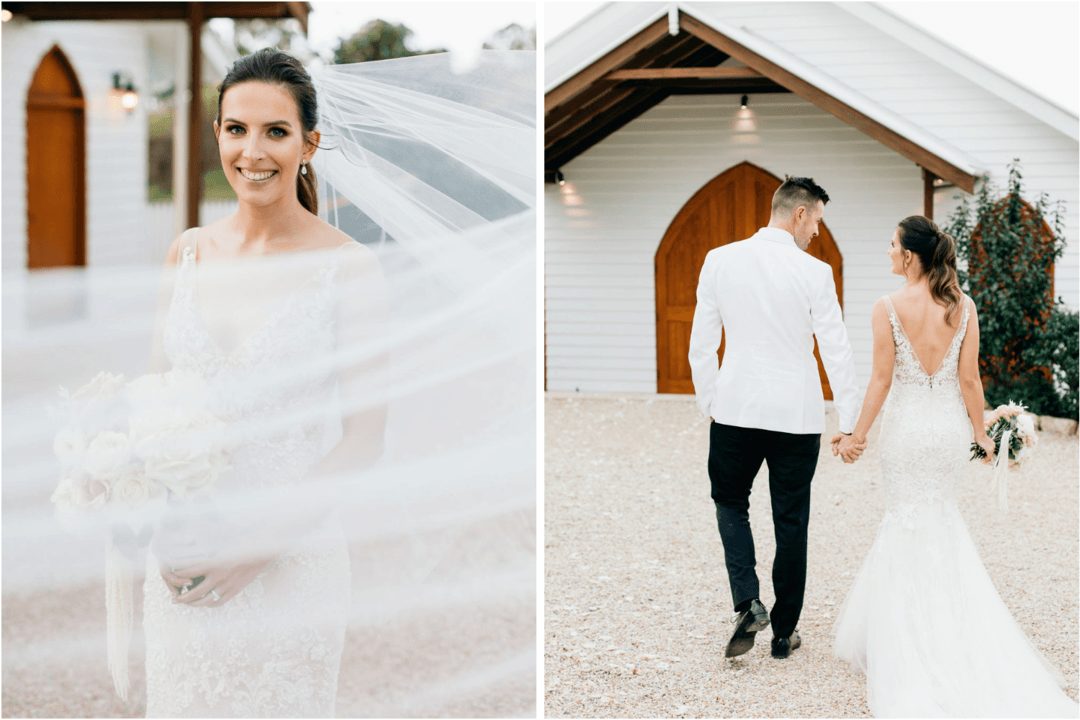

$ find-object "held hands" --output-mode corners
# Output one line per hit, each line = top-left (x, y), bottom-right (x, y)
(159, 552), (275, 609)
(830, 433), (867, 463)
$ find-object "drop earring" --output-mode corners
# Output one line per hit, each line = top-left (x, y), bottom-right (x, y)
(300, 160), (308, 176)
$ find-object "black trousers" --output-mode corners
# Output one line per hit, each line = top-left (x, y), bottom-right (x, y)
(708, 421), (820, 639)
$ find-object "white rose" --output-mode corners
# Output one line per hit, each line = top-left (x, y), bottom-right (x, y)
(76, 475), (111, 508)
(139, 424), (229, 497)
(50, 473), (110, 510)
(83, 432), (132, 479)
(1016, 413), (1036, 439)
(111, 473), (157, 507)
(145, 453), (220, 497)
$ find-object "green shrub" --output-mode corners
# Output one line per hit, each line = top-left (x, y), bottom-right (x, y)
(945, 160), (1076, 418)
(1022, 305), (1079, 418)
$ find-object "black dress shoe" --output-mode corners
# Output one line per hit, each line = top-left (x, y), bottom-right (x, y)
(724, 599), (770, 658)
(770, 629), (802, 659)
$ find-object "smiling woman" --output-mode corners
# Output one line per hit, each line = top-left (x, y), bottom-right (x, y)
(3, 45), (536, 718)
(214, 50), (322, 221)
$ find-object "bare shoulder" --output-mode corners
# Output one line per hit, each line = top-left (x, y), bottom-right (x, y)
(871, 296), (892, 326)
(302, 215), (355, 250)
(165, 226), (201, 265)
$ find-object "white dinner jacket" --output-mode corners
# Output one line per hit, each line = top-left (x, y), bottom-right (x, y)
(688, 227), (860, 435)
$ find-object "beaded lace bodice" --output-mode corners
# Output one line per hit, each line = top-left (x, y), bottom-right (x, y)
(877, 296), (972, 519)
(143, 239), (351, 718)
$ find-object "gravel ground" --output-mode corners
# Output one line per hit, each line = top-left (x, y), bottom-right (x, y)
(544, 395), (1079, 718)
(2, 512), (535, 718)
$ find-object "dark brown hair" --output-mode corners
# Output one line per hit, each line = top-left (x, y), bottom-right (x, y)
(216, 48), (319, 215)
(898, 215), (963, 326)
(771, 176), (830, 216)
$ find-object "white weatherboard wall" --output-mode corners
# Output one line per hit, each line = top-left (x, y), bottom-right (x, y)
(546, 93), (922, 394)
(2, 20), (152, 271)
(546, 1), (1079, 396)
(681, 1), (1079, 306)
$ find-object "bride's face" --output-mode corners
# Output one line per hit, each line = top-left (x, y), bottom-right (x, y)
(214, 81), (314, 208)
(888, 229), (906, 276)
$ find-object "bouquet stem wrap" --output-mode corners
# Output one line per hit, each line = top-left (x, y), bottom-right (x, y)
(105, 539), (134, 703)
(991, 428), (1012, 513)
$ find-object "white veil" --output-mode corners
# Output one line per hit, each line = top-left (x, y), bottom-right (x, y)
(2, 50), (535, 717)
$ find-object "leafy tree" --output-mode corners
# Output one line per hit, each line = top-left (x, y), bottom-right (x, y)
(332, 20), (446, 64)
(483, 23), (536, 50)
(945, 160), (1075, 417)
(233, 18), (308, 57)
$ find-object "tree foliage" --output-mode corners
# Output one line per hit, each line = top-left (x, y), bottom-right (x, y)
(945, 160), (1076, 418)
(483, 23), (536, 50)
(332, 20), (446, 64)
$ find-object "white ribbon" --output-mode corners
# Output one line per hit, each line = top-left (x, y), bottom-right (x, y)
(105, 539), (134, 703)
(991, 428), (1011, 513)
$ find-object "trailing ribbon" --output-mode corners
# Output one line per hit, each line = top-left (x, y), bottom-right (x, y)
(991, 428), (1011, 513)
(105, 539), (134, 703)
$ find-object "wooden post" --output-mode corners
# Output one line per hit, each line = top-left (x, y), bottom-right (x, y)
(186, 2), (203, 230)
(922, 167), (935, 221)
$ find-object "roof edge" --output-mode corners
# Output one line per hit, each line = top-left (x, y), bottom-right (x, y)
(837, 2), (1078, 142)
(679, 4), (985, 179)
(545, 3), (670, 93)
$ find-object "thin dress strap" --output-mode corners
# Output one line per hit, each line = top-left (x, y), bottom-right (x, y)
(882, 295), (900, 332)
(179, 230), (198, 268)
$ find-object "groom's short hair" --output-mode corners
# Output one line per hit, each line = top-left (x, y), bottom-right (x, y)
(772, 176), (830, 216)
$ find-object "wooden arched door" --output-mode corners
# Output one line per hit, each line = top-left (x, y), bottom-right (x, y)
(655, 162), (843, 398)
(26, 46), (86, 269)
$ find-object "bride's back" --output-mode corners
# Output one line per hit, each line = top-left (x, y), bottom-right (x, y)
(888, 286), (963, 375)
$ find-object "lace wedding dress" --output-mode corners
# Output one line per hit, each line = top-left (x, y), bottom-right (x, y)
(141, 237), (352, 717)
(833, 296), (1078, 717)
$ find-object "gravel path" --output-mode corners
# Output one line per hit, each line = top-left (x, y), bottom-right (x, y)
(2, 512), (535, 718)
(544, 395), (1079, 718)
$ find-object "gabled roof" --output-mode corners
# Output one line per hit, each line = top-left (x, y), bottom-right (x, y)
(837, 2), (1078, 141)
(546, 2), (1072, 191)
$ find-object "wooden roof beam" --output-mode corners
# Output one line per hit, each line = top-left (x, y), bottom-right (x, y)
(607, 67), (765, 81)
(545, 16), (671, 115)
(544, 32), (700, 131)
(679, 12), (976, 192)
(1, 2), (309, 32)
(547, 87), (672, 173)
(546, 43), (726, 148)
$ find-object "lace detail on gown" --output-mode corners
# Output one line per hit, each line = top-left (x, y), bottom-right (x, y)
(143, 241), (352, 718)
(833, 295), (1078, 717)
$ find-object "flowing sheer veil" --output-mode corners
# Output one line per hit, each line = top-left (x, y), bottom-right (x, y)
(2, 50), (536, 716)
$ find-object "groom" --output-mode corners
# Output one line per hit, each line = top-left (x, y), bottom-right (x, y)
(688, 176), (863, 660)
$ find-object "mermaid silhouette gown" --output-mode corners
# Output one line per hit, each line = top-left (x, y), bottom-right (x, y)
(833, 296), (1078, 717)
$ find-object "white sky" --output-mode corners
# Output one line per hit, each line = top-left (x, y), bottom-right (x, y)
(543, 1), (1079, 115)
(307, 2), (537, 57)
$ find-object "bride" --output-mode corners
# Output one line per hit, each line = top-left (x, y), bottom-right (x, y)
(4, 40), (534, 716)
(141, 49), (383, 717)
(831, 215), (1078, 716)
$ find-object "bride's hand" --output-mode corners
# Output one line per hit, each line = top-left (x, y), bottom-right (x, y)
(975, 434), (996, 464)
(171, 554), (276, 608)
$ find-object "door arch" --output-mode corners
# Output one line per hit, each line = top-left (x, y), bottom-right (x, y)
(655, 161), (843, 398)
(26, 45), (86, 269)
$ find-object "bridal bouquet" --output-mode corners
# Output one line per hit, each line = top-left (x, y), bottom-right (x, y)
(50, 368), (229, 703)
(970, 401), (1038, 514)
(969, 401), (1038, 466)
(51, 369), (230, 520)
